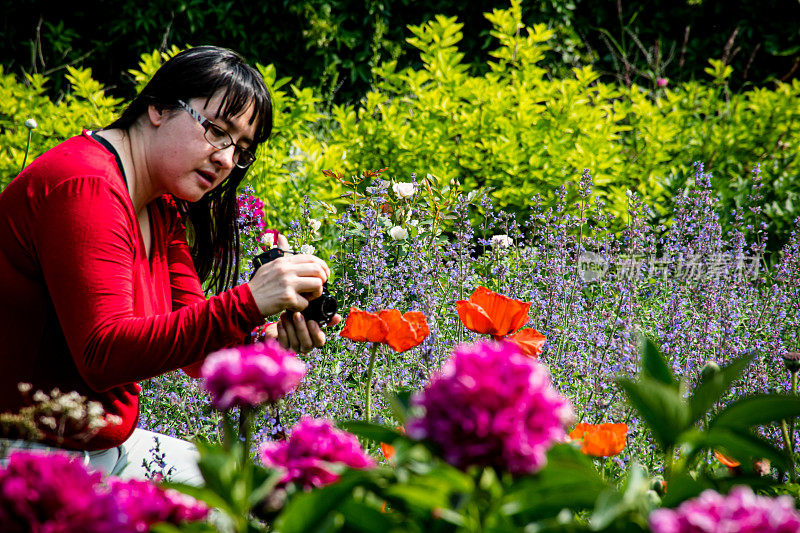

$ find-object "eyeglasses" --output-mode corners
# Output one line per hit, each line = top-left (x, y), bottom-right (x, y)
(177, 100), (256, 168)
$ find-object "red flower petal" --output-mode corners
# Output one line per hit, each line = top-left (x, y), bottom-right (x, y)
(380, 442), (395, 460)
(507, 328), (546, 357)
(569, 422), (592, 440)
(456, 300), (495, 334)
(404, 311), (430, 344)
(340, 308), (388, 343)
(466, 287), (531, 336)
(580, 423), (627, 457)
(380, 310), (428, 352)
(714, 450), (741, 468)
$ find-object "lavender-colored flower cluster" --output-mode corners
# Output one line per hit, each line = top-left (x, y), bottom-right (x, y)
(139, 164), (800, 470)
(0, 451), (208, 532)
(260, 417), (375, 490)
(406, 340), (574, 475)
(201, 340), (306, 411)
(649, 485), (800, 533)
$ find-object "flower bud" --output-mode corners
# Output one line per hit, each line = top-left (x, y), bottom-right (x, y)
(656, 78), (668, 88)
(24, 118), (38, 130)
(781, 352), (800, 373)
(700, 361), (721, 382)
(388, 226), (408, 241)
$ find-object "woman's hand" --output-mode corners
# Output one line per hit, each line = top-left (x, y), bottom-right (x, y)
(262, 312), (342, 353)
(247, 252), (331, 317)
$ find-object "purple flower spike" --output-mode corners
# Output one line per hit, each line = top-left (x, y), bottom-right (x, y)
(201, 341), (307, 411)
(649, 485), (800, 533)
(406, 340), (574, 475)
(260, 417), (375, 490)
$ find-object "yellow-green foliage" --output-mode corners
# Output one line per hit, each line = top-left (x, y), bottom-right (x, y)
(2, 1), (799, 233)
(323, 1), (800, 229)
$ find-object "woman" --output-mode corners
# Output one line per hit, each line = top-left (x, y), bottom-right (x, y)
(0, 46), (338, 483)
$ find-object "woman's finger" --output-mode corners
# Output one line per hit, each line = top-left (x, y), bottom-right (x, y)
(276, 319), (289, 350)
(292, 313), (314, 353)
(306, 319), (327, 347)
(281, 313), (300, 351)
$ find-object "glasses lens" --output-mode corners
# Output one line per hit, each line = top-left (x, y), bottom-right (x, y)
(234, 148), (256, 168)
(203, 124), (233, 150)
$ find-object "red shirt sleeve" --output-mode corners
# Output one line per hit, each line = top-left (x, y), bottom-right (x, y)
(33, 177), (263, 392)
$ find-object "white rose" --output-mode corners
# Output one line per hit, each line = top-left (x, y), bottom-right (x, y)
(392, 182), (416, 198)
(389, 226), (408, 241)
(491, 234), (513, 248)
(261, 232), (275, 248)
(24, 118), (38, 130)
(308, 218), (322, 233)
(300, 244), (316, 255)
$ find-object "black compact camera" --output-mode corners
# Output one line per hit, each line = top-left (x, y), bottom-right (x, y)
(250, 247), (338, 325)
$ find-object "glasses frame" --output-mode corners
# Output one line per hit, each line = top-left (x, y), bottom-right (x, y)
(176, 99), (256, 168)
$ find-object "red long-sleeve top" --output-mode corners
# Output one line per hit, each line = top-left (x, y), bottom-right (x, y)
(0, 132), (264, 450)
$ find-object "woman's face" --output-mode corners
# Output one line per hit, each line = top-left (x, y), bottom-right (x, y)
(146, 89), (257, 202)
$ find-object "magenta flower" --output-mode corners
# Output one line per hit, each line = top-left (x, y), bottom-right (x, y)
(108, 478), (209, 532)
(0, 451), (210, 533)
(0, 451), (125, 533)
(260, 417), (375, 490)
(656, 77), (669, 87)
(406, 340), (574, 475)
(201, 340), (307, 410)
(649, 485), (800, 533)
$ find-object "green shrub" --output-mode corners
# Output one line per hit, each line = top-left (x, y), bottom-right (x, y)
(319, 1), (800, 239)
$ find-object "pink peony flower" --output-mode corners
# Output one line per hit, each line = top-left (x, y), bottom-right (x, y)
(260, 417), (375, 490)
(649, 485), (800, 533)
(656, 77), (669, 87)
(201, 340), (307, 410)
(0, 451), (210, 532)
(406, 340), (574, 475)
(108, 478), (209, 532)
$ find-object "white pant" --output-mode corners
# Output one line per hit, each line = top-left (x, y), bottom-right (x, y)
(0, 428), (203, 485)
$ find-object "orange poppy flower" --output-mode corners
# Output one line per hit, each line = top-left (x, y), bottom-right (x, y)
(380, 426), (405, 460)
(569, 422), (627, 457)
(456, 287), (531, 337)
(380, 442), (395, 460)
(506, 327), (547, 357)
(714, 450), (741, 468)
(340, 307), (429, 353)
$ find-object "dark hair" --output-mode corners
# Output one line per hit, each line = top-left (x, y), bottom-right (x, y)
(106, 45), (273, 293)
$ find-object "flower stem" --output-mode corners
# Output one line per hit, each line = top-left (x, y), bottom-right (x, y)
(365, 344), (380, 422)
(20, 129), (32, 173)
(239, 406), (252, 461)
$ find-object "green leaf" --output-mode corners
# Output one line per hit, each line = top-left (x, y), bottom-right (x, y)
(274, 471), (369, 533)
(338, 420), (404, 445)
(711, 395), (800, 430)
(704, 426), (790, 471)
(661, 471), (709, 508)
(501, 444), (607, 520)
(617, 378), (689, 449)
(640, 336), (678, 387)
(688, 351), (756, 424)
(337, 499), (396, 532)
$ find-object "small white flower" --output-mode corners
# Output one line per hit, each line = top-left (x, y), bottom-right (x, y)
(389, 226), (408, 241)
(392, 182), (416, 199)
(491, 234), (513, 248)
(300, 244), (316, 255)
(261, 232), (275, 248)
(342, 150), (347, 161)
(24, 118), (38, 130)
(17, 382), (32, 393)
(308, 218), (322, 233)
